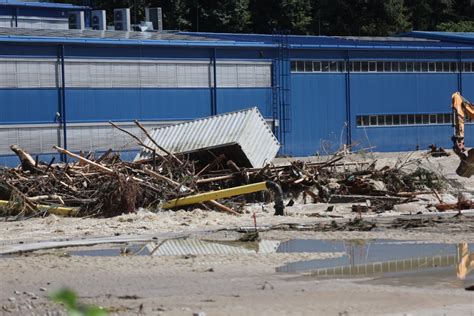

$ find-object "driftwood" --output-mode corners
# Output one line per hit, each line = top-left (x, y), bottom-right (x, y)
(0, 121), (447, 218)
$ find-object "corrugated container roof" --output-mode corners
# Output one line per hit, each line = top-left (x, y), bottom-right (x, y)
(147, 239), (281, 256)
(135, 107), (280, 168)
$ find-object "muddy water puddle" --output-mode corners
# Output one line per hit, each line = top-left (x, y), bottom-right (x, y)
(67, 238), (474, 288)
(277, 239), (474, 289)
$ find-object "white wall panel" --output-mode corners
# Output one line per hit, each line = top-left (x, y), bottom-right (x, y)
(0, 58), (272, 89)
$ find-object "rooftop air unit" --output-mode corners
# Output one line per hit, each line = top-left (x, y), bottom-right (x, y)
(145, 7), (163, 31)
(114, 8), (130, 31)
(91, 10), (106, 31)
(68, 11), (84, 30)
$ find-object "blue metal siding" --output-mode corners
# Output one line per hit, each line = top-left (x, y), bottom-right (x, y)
(350, 74), (458, 151)
(216, 88), (272, 117)
(288, 74), (347, 156)
(0, 44), (57, 57)
(0, 88), (58, 124)
(66, 46), (212, 60)
(66, 88), (212, 122)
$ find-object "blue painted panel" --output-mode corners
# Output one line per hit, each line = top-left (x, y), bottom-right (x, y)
(216, 88), (272, 117)
(288, 74), (347, 156)
(0, 150), (140, 167)
(350, 74), (458, 114)
(461, 74), (474, 149)
(291, 50), (346, 60)
(18, 7), (68, 18)
(350, 73), (458, 151)
(0, 153), (59, 167)
(461, 74), (474, 101)
(352, 125), (454, 152)
(66, 46), (211, 60)
(0, 43), (57, 57)
(0, 89), (58, 123)
(66, 88), (212, 122)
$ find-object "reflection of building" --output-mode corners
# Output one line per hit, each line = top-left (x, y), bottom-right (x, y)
(277, 239), (473, 281)
(309, 243), (472, 280)
(457, 243), (474, 280)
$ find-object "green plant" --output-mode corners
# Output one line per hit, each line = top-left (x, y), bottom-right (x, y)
(50, 288), (108, 316)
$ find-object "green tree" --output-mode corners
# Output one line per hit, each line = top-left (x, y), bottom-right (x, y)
(249, 0), (313, 34)
(314, 0), (409, 36)
(146, 0), (191, 30)
(405, 0), (455, 31)
(195, 0), (251, 33)
(437, 21), (474, 32)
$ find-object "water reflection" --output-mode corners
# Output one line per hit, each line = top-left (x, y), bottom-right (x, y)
(276, 239), (473, 282)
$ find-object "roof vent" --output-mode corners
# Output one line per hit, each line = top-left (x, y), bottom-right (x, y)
(91, 10), (106, 31)
(114, 8), (130, 31)
(145, 7), (163, 31)
(68, 11), (84, 30)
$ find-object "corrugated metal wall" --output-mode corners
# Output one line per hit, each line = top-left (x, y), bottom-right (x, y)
(350, 72), (458, 151)
(288, 74), (347, 156)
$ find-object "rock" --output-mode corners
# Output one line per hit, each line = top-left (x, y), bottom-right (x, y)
(369, 180), (386, 191)
(14, 291), (20, 295)
(7, 297), (15, 302)
(39, 288), (47, 292)
(393, 203), (425, 213)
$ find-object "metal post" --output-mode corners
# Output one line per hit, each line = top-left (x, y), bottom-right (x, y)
(345, 51), (352, 148)
(458, 52), (463, 95)
(59, 45), (67, 162)
(211, 48), (217, 115)
(14, 7), (18, 27)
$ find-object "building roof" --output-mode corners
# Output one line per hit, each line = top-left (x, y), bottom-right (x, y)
(182, 32), (474, 50)
(403, 31), (474, 45)
(0, 27), (472, 50)
(0, 0), (89, 10)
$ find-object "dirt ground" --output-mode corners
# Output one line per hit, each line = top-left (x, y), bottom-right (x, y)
(1, 151), (474, 315)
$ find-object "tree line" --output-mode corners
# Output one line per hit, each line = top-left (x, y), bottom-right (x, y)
(66, 0), (474, 35)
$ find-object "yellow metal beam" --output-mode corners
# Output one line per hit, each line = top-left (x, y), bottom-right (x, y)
(0, 200), (78, 216)
(163, 181), (268, 209)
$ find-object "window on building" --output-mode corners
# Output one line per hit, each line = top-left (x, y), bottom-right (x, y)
(428, 62), (436, 72)
(356, 112), (455, 127)
(313, 61), (321, 72)
(290, 59), (470, 74)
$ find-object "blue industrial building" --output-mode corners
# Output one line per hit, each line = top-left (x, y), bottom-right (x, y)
(0, 26), (473, 166)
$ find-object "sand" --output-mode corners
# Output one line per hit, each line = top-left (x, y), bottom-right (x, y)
(0, 151), (474, 315)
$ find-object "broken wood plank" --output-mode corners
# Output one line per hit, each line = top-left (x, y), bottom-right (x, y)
(53, 146), (114, 174)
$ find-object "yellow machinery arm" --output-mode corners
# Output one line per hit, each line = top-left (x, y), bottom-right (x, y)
(452, 92), (474, 156)
(451, 92), (474, 177)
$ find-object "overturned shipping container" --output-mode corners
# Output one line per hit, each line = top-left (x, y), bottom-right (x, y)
(135, 108), (280, 168)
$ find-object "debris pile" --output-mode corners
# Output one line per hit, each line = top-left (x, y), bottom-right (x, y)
(0, 141), (448, 218)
